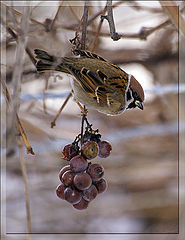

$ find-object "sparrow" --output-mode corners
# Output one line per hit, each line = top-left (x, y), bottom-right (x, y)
(34, 49), (144, 115)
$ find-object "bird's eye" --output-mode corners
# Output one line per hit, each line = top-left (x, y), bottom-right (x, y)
(132, 91), (138, 99)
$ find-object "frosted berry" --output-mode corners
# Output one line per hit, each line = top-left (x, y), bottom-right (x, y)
(83, 184), (98, 201)
(94, 178), (107, 193)
(73, 172), (92, 190)
(59, 165), (71, 182)
(70, 155), (88, 173)
(73, 198), (89, 210)
(61, 170), (74, 186)
(98, 140), (112, 158)
(56, 183), (66, 200)
(87, 163), (104, 181)
(81, 141), (99, 160)
(62, 144), (79, 161)
(64, 187), (82, 204)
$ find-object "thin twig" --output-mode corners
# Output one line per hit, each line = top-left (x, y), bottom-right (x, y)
(16, 115), (35, 155)
(50, 1), (64, 31)
(101, 0), (121, 41)
(1, 2), (45, 27)
(91, 5), (107, 52)
(134, 19), (171, 40)
(68, 4), (81, 22)
(80, 108), (87, 146)
(81, 0), (89, 50)
(87, 0), (123, 26)
(51, 91), (72, 128)
(17, 137), (31, 238)
(60, 19), (171, 41)
(0, 78), (35, 155)
(7, 6), (32, 156)
(6, 26), (36, 66)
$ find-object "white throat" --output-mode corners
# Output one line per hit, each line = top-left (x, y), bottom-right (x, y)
(125, 74), (134, 109)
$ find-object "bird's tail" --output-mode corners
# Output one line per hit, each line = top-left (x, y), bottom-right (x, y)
(34, 49), (67, 73)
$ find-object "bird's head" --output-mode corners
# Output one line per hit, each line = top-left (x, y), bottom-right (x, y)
(126, 75), (145, 110)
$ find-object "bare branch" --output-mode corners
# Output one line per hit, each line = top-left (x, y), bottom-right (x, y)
(6, 27), (36, 66)
(49, 1), (64, 31)
(51, 91), (72, 128)
(87, 0), (123, 26)
(91, 5), (107, 52)
(17, 137), (32, 237)
(81, 0), (89, 50)
(0, 77), (35, 155)
(16, 114), (35, 155)
(101, 0), (121, 41)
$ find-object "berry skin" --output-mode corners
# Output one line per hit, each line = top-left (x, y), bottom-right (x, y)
(81, 141), (99, 160)
(62, 144), (79, 161)
(98, 141), (112, 158)
(59, 165), (71, 182)
(87, 163), (104, 181)
(70, 155), (88, 173)
(64, 187), (82, 204)
(83, 184), (98, 201)
(73, 172), (92, 190)
(73, 198), (89, 210)
(94, 178), (107, 194)
(56, 183), (66, 200)
(61, 170), (74, 186)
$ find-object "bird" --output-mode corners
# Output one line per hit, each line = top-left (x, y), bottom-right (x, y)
(34, 48), (144, 116)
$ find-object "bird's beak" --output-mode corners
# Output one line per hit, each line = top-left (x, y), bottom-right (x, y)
(135, 100), (143, 110)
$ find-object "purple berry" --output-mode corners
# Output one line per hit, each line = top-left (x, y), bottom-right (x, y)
(64, 187), (82, 204)
(62, 144), (79, 161)
(73, 198), (89, 210)
(56, 183), (66, 200)
(70, 155), (88, 173)
(83, 184), (98, 201)
(59, 165), (71, 182)
(98, 140), (112, 158)
(73, 172), (92, 190)
(87, 163), (104, 181)
(61, 170), (74, 186)
(94, 178), (107, 193)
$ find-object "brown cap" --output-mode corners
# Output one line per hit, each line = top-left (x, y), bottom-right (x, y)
(129, 75), (145, 102)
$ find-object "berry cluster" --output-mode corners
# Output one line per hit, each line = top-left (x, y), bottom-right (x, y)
(56, 117), (112, 210)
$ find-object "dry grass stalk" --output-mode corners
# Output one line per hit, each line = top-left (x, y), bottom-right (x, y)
(51, 91), (72, 128)
(17, 137), (31, 239)
(0, 78), (35, 155)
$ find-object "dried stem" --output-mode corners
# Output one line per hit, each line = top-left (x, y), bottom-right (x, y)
(51, 91), (72, 128)
(87, 0), (123, 26)
(6, 26), (36, 66)
(17, 137), (31, 238)
(81, 0), (89, 50)
(5, 6), (35, 156)
(68, 4), (81, 22)
(102, 0), (121, 41)
(16, 114), (35, 155)
(50, 1), (64, 31)
(74, 19), (170, 40)
(91, 5), (107, 52)
(0, 78), (35, 155)
(80, 108), (87, 146)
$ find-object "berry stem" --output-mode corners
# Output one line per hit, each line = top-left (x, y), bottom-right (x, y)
(80, 106), (87, 146)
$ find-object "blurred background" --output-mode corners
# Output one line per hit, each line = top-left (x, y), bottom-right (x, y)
(1, 1), (185, 240)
